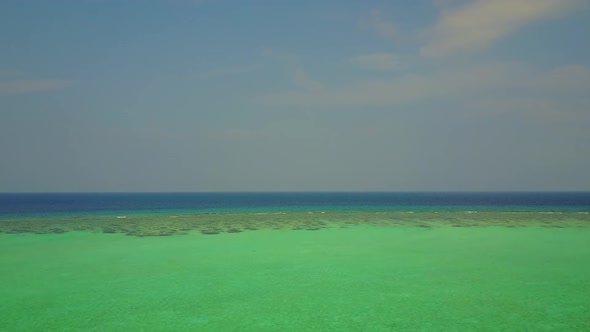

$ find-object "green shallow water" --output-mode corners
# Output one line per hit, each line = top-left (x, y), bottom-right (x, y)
(2, 222), (590, 331)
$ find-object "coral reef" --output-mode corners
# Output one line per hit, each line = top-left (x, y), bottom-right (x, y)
(1, 211), (588, 237)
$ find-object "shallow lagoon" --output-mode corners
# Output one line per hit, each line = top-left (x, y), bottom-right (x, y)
(2, 215), (590, 331)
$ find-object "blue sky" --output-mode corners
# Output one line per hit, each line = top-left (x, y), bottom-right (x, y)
(1, 0), (589, 192)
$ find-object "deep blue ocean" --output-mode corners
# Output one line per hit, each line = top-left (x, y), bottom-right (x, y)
(1, 192), (589, 218)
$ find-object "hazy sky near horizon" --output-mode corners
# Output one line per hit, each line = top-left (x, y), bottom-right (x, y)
(1, 0), (590, 192)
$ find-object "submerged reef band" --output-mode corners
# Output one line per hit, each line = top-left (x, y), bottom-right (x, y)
(1, 211), (589, 237)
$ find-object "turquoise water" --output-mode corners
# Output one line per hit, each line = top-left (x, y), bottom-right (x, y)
(2, 225), (590, 331)
(1, 193), (590, 330)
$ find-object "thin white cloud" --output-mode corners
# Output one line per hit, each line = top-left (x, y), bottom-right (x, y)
(531, 65), (590, 94)
(204, 64), (259, 78)
(465, 97), (564, 118)
(257, 48), (301, 67)
(256, 62), (590, 109)
(0, 80), (74, 96)
(360, 9), (396, 39)
(258, 63), (525, 107)
(258, 48), (274, 57)
(421, 0), (580, 57)
(292, 68), (324, 92)
(169, 0), (207, 4)
(352, 53), (401, 71)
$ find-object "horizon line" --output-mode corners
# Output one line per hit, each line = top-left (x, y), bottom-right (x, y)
(1, 190), (589, 194)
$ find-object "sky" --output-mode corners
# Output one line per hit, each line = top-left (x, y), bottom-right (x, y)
(1, 0), (589, 192)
